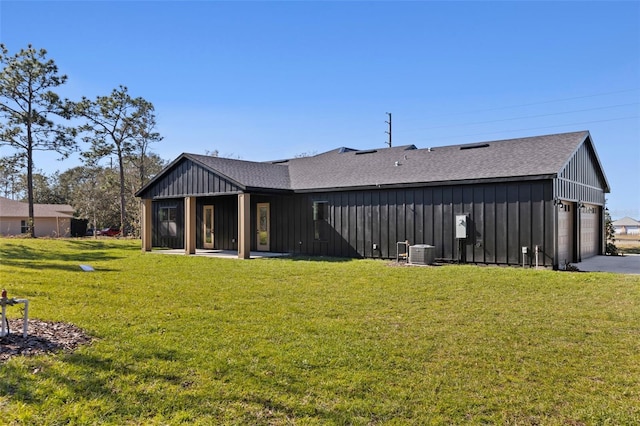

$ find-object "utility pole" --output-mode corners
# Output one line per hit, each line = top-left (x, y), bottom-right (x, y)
(385, 112), (392, 147)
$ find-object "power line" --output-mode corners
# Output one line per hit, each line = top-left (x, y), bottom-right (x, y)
(418, 87), (640, 120)
(412, 115), (640, 143)
(404, 102), (639, 133)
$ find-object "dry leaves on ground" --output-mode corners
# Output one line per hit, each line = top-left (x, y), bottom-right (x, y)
(0, 319), (92, 363)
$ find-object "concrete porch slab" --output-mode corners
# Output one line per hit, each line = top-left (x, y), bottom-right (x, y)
(149, 249), (290, 259)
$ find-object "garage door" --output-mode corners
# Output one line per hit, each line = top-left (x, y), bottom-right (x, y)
(557, 202), (574, 268)
(580, 204), (600, 259)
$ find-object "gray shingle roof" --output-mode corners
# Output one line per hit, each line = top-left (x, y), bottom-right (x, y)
(186, 154), (291, 190)
(613, 217), (640, 226)
(140, 130), (603, 195)
(0, 197), (74, 217)
(283, 131), (592, 190)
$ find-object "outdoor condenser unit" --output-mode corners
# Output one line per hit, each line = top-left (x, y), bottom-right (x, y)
(409, 244), (435, 265)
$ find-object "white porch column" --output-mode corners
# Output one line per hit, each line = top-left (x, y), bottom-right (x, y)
(141, 199), (152, 252)
(238, 193), (251, 259)
(185, 196), (196, 255)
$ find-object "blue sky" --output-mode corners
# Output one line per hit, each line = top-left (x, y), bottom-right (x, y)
(1, 1), (639, 218)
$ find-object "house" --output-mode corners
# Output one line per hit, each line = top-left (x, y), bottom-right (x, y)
(0, 197), (75, 237)
(135, 130), (610, 269)
(612, 217), (640, 235)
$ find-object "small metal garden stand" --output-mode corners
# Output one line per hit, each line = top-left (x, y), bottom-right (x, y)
(1, 289), (29, 338)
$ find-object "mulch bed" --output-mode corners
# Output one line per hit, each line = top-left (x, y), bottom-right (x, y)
(0, 319), (92, 363)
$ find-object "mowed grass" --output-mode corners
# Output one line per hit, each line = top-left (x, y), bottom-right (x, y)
(0, 238), (639, 425)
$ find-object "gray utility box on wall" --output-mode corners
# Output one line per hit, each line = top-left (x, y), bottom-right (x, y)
(409, 244), (435, 265)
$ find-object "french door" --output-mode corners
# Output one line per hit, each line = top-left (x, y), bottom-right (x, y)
(257, 203), (270, 251)
(203, 205), (214, 249)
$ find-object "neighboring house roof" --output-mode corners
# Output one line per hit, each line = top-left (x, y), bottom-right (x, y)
(613, 217), (640, 227)
(136, 130), (610, 196)
(0, 197), (74, 218)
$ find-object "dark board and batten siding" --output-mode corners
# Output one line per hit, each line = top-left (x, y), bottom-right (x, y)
(197, 196), (239, 251)
(152, 199), (184, 248)
(141, 160), (241, 199)
(555, 142), (606, 206)
(266, 181), (556, 267)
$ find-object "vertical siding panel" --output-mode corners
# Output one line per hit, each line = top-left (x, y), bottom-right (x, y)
(496, 184), (508, 264)
(340, 192), (349, 257)
(356, 192), (365, 257)
(424, 188), (433, 246)
(406, 190), (415, 245)
(332, 193), (342, 257)
(323, 194), (331, 257)
(452, 186), (464, 261)
(288, 194), (296, 254)
(442, 187), (453, 261)
(185, 163), (191, 195)
(544, 181), (555, 267)
(364, 192), (372, 258)
(380, 191), (389, 258)
(531, 182), (545, 265)
(433, 188), (443, 259)
(388, 190), (398, 257)
(414, 189), (424, 245)
(296, 196), (304, 254)
(519, 184), (532, 265)
(507, 183), (519, 265)
(372, 191), (381, 258)
(325, 194), (333, 257)
(396, 190), (406, 245)
(171, 165), (178, 195)
(484, 185), (496, 264)
(194, 166), (200, 194)
(278, 196), (287, 254)
(473, 185), (484, 263)
(270, 196), (279, 253)
(348, 192), (358, 257)
(462, 186), (474, 262)
(233, 196), (238, 250)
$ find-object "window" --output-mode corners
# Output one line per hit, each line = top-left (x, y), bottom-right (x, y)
(159, 206), (177, 237)
(313, 201), (328, 241)
(20, 220), (28, 234)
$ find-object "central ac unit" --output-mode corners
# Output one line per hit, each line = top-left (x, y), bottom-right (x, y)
(409, 244), (435, 265)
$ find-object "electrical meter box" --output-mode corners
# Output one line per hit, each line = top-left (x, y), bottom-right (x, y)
(455, 215), (468, 239)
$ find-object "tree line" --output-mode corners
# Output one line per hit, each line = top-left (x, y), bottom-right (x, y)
(0, 44), (166, 238)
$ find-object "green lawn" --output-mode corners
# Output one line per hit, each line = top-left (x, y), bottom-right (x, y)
(1, 238), (639, 425)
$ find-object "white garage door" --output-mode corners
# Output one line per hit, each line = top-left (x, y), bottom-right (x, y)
(580, 204), (599, 259)
(557, 202), (574, 268)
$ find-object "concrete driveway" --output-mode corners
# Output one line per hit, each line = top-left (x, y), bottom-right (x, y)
(574, 254), (640, 274)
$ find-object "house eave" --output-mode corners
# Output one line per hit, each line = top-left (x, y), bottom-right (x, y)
(291, 174), (557, 193)
(144, 187), (294, 200)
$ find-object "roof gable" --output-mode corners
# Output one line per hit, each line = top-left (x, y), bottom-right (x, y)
(557, 133), (610, 193)
(136, 155), (244, 198)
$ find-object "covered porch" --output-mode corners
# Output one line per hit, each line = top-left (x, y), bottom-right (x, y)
(140, 193), (273, 259)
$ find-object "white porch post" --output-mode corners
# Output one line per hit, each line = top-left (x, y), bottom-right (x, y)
(238, 193), (251, 259)
(185, 196), (196, 255)
(141, 199), (152, 252)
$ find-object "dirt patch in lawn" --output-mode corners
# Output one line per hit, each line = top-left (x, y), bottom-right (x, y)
(0, 319), (92, 363)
